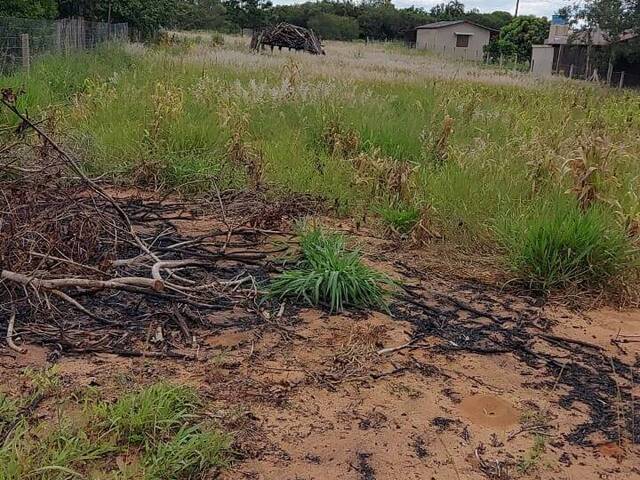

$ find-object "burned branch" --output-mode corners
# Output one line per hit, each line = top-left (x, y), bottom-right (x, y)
(251, 23), (325, 55)
(0, 89), (314, 358)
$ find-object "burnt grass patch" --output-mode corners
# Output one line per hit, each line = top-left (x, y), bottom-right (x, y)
(391, 262), (639, 447)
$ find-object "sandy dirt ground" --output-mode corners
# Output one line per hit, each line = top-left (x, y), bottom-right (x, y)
(1, 212), (638, 480)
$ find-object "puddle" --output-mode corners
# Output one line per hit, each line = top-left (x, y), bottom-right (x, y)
(458, 394), (519, 429)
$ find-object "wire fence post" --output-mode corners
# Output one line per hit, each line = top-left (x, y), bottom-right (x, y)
(618, 71), (625, 89)
(569, 64), (574, 79)
(2, 16), (129, 74)
(20, 34), (30, 72)
(55, 20), (63, 53)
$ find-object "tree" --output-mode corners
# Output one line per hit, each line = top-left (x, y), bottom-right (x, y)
(0, 0), (57, 18)
(57, 0), (184, 37)
(574, 0), (640, 65)
(576, 0), (638, 37)
(223, 0), (273, 29)
(430, 1), (465, 20)
(178, 0), (227, 30)
(308, 13), (359, 40)
(489, 15), (549, 61)
(357, 3), (404, 40)
(465, 10), (512, 30)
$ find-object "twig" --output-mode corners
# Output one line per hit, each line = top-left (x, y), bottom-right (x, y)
(609, 356), (624, 447)
(437, 436), (461, 480)
(50, 289), (115, 325)
(1, 269), (164, 292)
(377, 336), (423, 355)
(538, 333), (604, 351)
(29, 251), (108, 276)
(6, 306), (26, 354)
(0, 94), (159, 262)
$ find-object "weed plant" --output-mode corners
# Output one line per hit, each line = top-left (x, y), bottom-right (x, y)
(498, 201), (636, 291)
(269, 227), (393, 312)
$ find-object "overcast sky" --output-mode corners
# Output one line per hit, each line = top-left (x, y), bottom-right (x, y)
(272, 0), (569, 18)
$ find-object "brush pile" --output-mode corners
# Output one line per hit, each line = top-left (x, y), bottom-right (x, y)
(251, 23), (324, 55)
(0, 88), (318, 359)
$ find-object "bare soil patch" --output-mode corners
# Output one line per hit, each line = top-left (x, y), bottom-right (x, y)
(2, 189), (639, 480)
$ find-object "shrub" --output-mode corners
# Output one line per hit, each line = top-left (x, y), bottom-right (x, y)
(269, 227), (393, 312)
(499, 203), (636, 292)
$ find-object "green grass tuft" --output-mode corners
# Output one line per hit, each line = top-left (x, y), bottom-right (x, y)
(499, 203), (636, 292)
(269, 227), (393, 312)
(0, 419), (116, 480)
(93, 383), (199, 445)
(377, 204), (421, 235)
(0, 382), (232, 480)
(144, 425), (232, 480)
(0, 394), (21, 430)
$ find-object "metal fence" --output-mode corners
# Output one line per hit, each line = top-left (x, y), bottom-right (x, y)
(0, 16), (128, 74)
(553, 62), (640, 88)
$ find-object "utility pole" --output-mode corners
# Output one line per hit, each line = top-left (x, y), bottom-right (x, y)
(514, 0), (519, 17)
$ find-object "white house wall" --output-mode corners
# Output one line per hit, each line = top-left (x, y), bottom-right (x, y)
(416, 23), (490, 60)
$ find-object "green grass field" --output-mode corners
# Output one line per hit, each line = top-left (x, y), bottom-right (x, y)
(1, 36), (639, 292)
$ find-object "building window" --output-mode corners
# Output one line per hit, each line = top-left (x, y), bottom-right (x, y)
(456, 34), (470, 48)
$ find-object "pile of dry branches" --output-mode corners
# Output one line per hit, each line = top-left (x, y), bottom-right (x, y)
(0, 88), (317, 359)
(251, 23), (324, 55)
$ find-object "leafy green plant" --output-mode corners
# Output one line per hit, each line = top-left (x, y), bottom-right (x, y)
(377, 204), (421, 235)
(144, 425), (232, 480)
(499, 203), (635, 291)
(93, 383), (199, 445)
(269, 227), (393, 312)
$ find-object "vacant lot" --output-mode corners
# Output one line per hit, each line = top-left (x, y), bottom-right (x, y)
(3, 36), (640, 290)
(0, 36), (639, 480)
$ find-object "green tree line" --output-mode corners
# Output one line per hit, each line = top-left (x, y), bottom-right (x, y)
(1, 0), (514, 40)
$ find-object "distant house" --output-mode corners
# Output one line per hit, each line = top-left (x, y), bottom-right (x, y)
(531, 15), (640, 86)
(414, 20), (498, 61)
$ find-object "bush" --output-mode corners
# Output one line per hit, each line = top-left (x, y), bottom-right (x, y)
(269, 227), (393, 312)
(499, 203), (636, 292)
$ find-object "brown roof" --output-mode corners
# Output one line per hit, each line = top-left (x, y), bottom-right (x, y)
(415, 20), (498, 33)
(546, 29), (638, 46)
